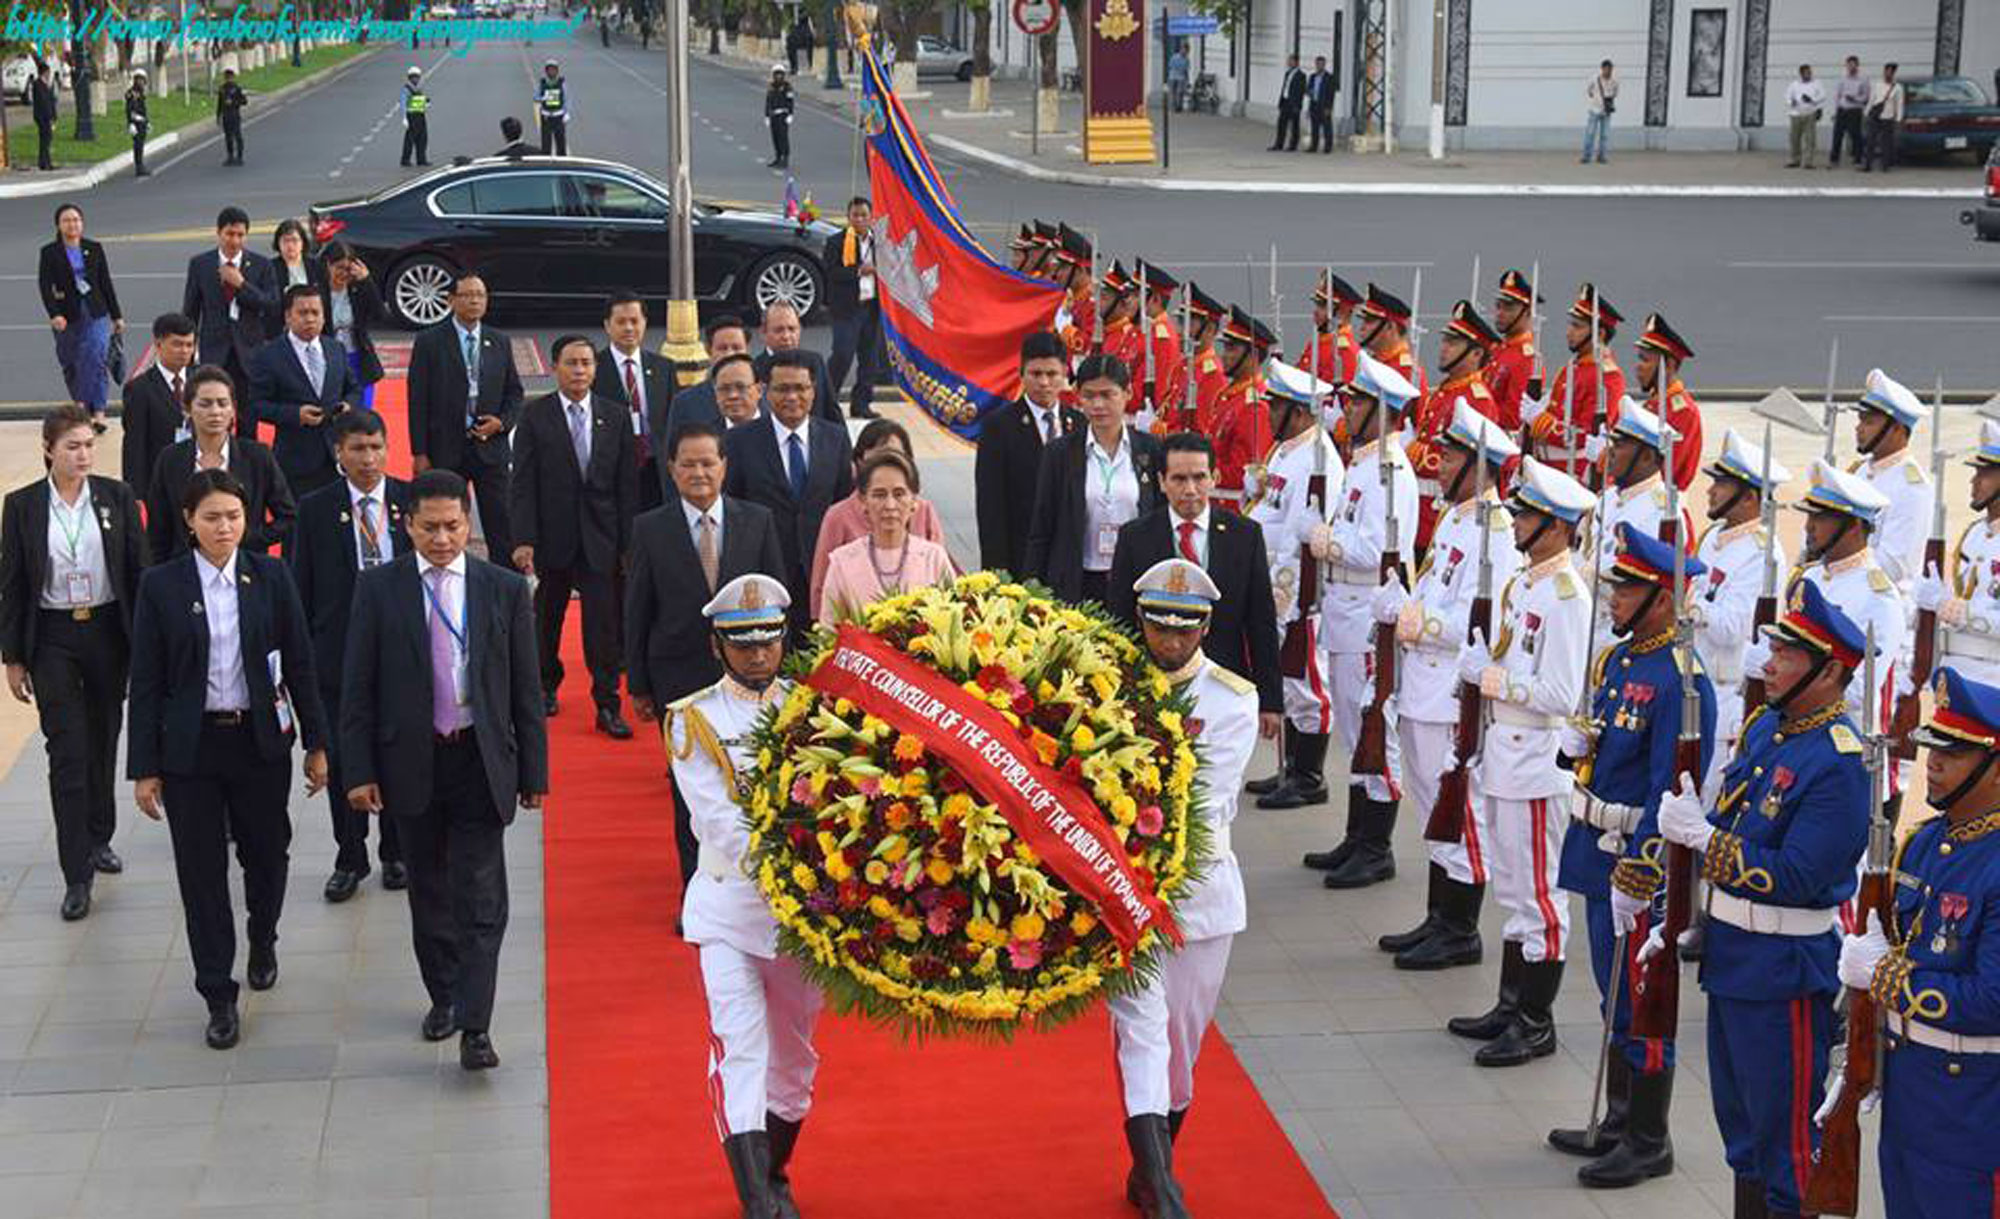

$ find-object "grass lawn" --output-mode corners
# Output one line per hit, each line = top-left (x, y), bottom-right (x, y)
(4, 43), (371, 170)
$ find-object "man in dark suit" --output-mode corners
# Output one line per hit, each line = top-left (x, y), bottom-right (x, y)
(722, 350), (853, 640)
(976, 331), (1078, 577)
(627, 420), (787, 888)
(1306, 55), (1335, 153)
(287, 411), (408, 903)
(591, 291), (674, 513)
(822, 196), (883, 421)
(181, 206), (279, 436)
(31, 62), (59, 170)
(753, 303), (843, 424)
(660, 313), (753, 443)
(121, 312), (197, 507)
(342, 468), (548, 1071)
(249, 285), (358, 497)
(405, 274), (525, 564)
(1108, 433), (1284, 726)
(510, 335), (637, 737)
(1271, 53), (1306, 151)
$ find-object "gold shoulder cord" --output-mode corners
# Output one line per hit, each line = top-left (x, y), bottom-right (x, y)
(667, 704), (739, 794)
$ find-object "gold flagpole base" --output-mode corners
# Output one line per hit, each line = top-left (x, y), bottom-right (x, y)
(1084, 116), (1155, 164)
(660, 298), (708, 389)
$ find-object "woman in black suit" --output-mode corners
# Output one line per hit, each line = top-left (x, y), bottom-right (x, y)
(146, 365), (296, 560)
(271, 218), (314, 291)
(0, 406), (147, 922)
(314, 242), (388, 409)
(1023, 353), (1165, 604)
(127, 468), (327, 1049)
(37, 203), (124, 430)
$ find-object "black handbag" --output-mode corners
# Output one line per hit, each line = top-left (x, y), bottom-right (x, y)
(105, 331), (126, 385)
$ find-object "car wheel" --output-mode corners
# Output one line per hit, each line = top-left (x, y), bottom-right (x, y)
(388, 255), (459, 329)
(748, 252), (823, 320)
(957, 61), (973, 82)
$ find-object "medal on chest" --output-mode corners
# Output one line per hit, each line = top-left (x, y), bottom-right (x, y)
(1615, 681), (1653, 731)
(1438, 546), (1466, 589)
(1521, 610), (1541, 656)
(1704, 567), (1726, 603)
(1343, 486), (1363, 523)
(1759, 765), (1794, 820)
(1932, 892), (1970, 955)
(1988, 558), (1999, 600)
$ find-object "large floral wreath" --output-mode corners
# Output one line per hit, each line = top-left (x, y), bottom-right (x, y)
(740, 571), (1210, 1037)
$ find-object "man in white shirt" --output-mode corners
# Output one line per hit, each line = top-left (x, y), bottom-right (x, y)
(1864, 61), (1905, 173)
(595, 291), (673, 513)
(1583, 60), (1618, 164)
(1830, 55), (1870, 167)
(1785, 63), (1826, 168)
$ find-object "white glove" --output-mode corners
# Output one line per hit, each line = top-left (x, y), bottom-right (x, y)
(1559, 722), (1594, 761)
(1741, 636), (1772, 681)
(1307, 521), (1336, 562)
(1812, 1074), (1881, 1128)
(1456, 629), (1491, 685)
(1839, 911), (1891, 991)
(1894, 667), (1916, 701)
(1520, 393), (1548, 425)
(1656, 771), (1714, 851)
(1636, 924), (1699, 964)
(1611, 888), (1649, 937)
(1914, 564), (1949, 613)
(1133, 407), (1159, 433)
(1371, 577), (1409, 625)
(1583, 434), (1606, 462)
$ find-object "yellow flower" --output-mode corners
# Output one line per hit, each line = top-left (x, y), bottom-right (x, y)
(1070, 724), (1097, 753)
(974, 948), (999, 976)
(1157, 710), (1183, 736)
(926, 857), (955, 885)
(1109, 794), (1138, 825)
(893, 733), (926, 763)
(835, 698), (854, 716)
(1010, 912), (1047, 942)
(790, 863), (819, 892)
(825, 852), (854, 882)
(1151, 673), (1171, 698)
(966, 917), (1007, 947)
(1090, 671), (1119, 702)
(885, 802), (913, 831)
(1070, 910), (1098, 937)
(864, 859), (890, 885)
(868, 895), (897, 919)
(895, 918), (923, 943)
(882, 836), (910, 864)
(1029, 730), (1060, 765)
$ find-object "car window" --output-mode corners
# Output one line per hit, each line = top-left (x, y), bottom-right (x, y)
(434, 182), (475, 214)
(564, 174), (668, 220)
(471, 174), (563, 217)
(1914, 79), (1984, 106)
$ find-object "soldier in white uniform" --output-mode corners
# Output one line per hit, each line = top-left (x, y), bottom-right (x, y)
(1304, 351), (1421, 890)
(667, 574), (823, 1219)
(1585, 399), (1685, 642)
(1243, 358), (1343, 810)
(1847, 367), (1934, 594)
(1372, 399), (1521, 970)
(1446, 457), (1594, 1068)
(1920, 420), (2000, 686)
(1108, 558), (1257, 1219)
(1692, 428), (1791, 776)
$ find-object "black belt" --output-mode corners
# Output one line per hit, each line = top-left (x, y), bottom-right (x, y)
(435, 727), (474, 745)
(39, 605), (111, 623)
(203, 710), (248, 727)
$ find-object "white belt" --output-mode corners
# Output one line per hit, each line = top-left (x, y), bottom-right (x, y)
(1490, 701), (1559, 729)
(1574, 799), (1640, 834)
(1943, 629), (2000, 664)
(1707, 891), (1839, 937)
(1328, 566), (1378, 587)
(1894, 1019), (2000, 1056)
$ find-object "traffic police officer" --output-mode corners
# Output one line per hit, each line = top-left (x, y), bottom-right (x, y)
(1525, 284), (1625, 482)
(1486, 268), (1541, 432)
(537, 59), (569, 155)
(1446, 457), (1593, 1067)
(1846, 367), (1934, 594)
(400, 66), (430, 167)
(1656, 578), (1871, 1219)
(1632, 313), (1702, 491)
(668, 574), (824, 1217)
(1209, 308), (1275, 511)
(1586, 400), (1684, 642)
(1303, 351), (1419, 887)
(1408, 300), (1502, 554)
(1695, 429), (1791, 777)
(216, 68), (248, 166)
(1550, 522), (1716, 1187)
(124, 69), (150, 178)
(1244, 359), (1343, 810)
(1842, 665), (2000, 1219)
(1110, 558), (1258, 1219)
(1298, 272), (1361, 391)
(1372, 399), (1520, 969)
(1917, 420), (2000, 686)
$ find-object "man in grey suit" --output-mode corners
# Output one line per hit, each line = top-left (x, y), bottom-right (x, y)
(341, 468), (547, 1071)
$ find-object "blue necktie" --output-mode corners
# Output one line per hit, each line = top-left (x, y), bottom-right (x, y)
(786, 432), (808, 500)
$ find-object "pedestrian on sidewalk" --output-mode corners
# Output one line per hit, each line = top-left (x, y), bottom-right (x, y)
(31, 61), (59, 170)
(38, 204), (124, 432)
(1582, 60), (1617, 163)
(1785, 63), (1825, 168)
(1306, 55), (1334, 153)
(217, 67), (248, 165)
(125, 69), (150, 178)
(1862, 61), (1904, 174)
(401, 66), (430, 166)
(766, 65), (795, 169)
(1167, 43), (1189, 113)
(786, 12), (815, 76)
(1829, 55), (1868, 166)
(1270, 54), (1304, 152)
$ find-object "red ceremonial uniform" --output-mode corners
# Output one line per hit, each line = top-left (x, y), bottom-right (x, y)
(1210, 373), (1271, 508)
(1485, 331), (1536, 433)
(1100, 317), (1146, 411)
(1060, 284), (1095, 361)
(1407, 372), (1500, 551)
(1606, 380), (1702, 491)
(1298, 322), (1359, 389)
(1533, 351), (1626, 480)
(1192, 347), (1227, 433)
(1374, 338), (1429, 398)
(1148, 313), (1186, 424)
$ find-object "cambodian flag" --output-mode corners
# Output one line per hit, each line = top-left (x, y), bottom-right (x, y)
(858, 47), (1066, 440)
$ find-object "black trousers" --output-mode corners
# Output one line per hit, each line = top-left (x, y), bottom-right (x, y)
(31, 611), (127, 885)
(1274, 105), (1300, 150)
(130, 128), (147, 174)
(828, 301), (882, 415)
(221, 114), (244, 162)
(635, 456), (664, 514)
(769, 116), (791, 162)
(1308, 105), (1332, 151)
(222, 350), (257, 438)
(539, 114), (567, 155)
(1865, 116), (1899, 171)
(534, 561), (622, 710)
(451, 455), (514, 566)
(1830, 108), (1863, 164)
(401, 114), (428, 165)
(36, 120), (53, 169)
(395, 736), (509, 1032)
(162, 721), (293, 1007)
(321, 685), (403, 874)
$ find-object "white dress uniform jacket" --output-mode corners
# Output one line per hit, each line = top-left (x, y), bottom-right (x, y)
(1476, 552), (1590, 800)
(1169, 658), (1256, 940)
(1317, 437), (1420, 654)
(1795, 550), (1908, 720)
(671, 676), (788, 958)
(1943, 516), (2000, 685)
(1400, 494), (1519, 726)
(1588, 474), (1677, 637)
(1246, 425), (1343, 629)
(1853, 450), (1933, 592)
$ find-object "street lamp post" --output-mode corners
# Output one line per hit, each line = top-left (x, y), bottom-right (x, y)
(68, 0), (95, 142)
(661, 0), (708, 387)
(822, 0), (842, 89)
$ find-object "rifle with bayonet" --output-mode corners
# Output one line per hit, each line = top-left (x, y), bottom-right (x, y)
(1352, 408), (1405, 777)
(1280, 400), (1332, 681)
(1520, 259), (1544, 456)
(1741, 419), (1781, 709)
(1425, 430), (1492, 843)
(1802, 623), (1890, 1217)
(1889, 381), (1947, 757)
(1138, 261), (1153, 427)
(1822, 338), (1840, 462)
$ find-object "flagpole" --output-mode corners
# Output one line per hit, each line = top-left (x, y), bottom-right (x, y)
(660, 0), (706, 386)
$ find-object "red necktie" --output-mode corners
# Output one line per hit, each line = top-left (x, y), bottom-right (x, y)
(624, 358), (649, 461)
(1177, 519), (1199, 562)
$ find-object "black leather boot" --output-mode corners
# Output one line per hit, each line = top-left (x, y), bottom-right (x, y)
(1394, 873), (1482, 969)
(1578, 1064), (1673, 1187)
(1378, 861), (1446, 953)
(1448, 940), (1523, 1040)
(767, 1113), (803, 1219)
(1321, 796), (1395, 889)
(1246, 724), (1290, 796)
(1732, 1175), (1770, 1219)
(1259, 731), (1329, 809)
(724, 1131), (781, 1218)
(1548, 1054), (1629, 1157)
(1301, 786), (1363, 871)
(1123, 1114), (1191, 1219)
(1129, 1107), (1191, 1206)
(1475, 957), (1563, 1066)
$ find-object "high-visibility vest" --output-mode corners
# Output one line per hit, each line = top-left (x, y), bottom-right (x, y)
(538, 79), (565, 114)
(404, 86), (428, 115)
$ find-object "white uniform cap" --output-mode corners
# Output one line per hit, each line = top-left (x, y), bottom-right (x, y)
(1348, 350), (1420, 413)
(1706, 427), (1792, 491)
(1794, 457), (1890, 525)
(703, 574), (792, 642)
(1134, 558), (1221, 628)
(1608, 396), (1676, 453)
(1510, 456), (1595, 523)
(1856, 368), (1929, 427)
(1261, 357), (1334, 410)
(1443, 397), (1521, 464)
(1968, 419), (2000, 468)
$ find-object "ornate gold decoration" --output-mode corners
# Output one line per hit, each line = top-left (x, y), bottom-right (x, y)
(1095, 0), (1138, 42)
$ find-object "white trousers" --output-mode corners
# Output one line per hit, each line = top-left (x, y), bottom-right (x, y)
(1400, 717), (1490, 884)
(1109, 935), (1235, 1117)
(1280, 619), (1333, 733)
(1480, 790), (1569, 963)
(1327, 649), (1400, 802)
(698, 943), (824, 1140)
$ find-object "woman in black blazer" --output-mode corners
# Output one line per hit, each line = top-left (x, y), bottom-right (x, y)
(1023, 353), (1165, 604)
(0, 406), (148, 922)
(127, 467), (327, 1049)
(314, 242), (388, 408)
(146, 365), (296, 560)
(37, 204), (125, 430)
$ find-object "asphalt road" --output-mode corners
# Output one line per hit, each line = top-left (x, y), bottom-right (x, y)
(0, 27), (1995, 407)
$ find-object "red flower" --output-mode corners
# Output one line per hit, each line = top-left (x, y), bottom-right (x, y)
(786, 824), (814, 851)
(1011, 691), (1037, 717)
(1184, 717), (1205, 740)
(837, 879), (868, 909)
(976, 664), (1012, 692)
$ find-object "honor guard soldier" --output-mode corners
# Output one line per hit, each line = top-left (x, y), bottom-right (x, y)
(1408, 301), (1503, 554)
(1526, 284), (1626, 482)
(1586, 400), (1686, 639)
(1244, 359), (1344, 810)
(1110, 558), (1257, 1219)
(1209, 308), (1276, 510)
(1026, 220), (1060, 278)
(1654, 579), (1872, 1219)
(667, 574), (824, 1218)
(1373, 400), (1520, 969)
(399, 66), (430, 168)
(1695, 430), (1791, 773)
(1185, 285), (1228, 433)
(1846, 367), (1934, 594)
(1356, 283), (1428, 397)
(1445, 457), (1594, 1067)
(1301, 352), (1420, 885)
(1008, 223), (1038, 273)
(1051, 225), (1096, 363)
(1631, 313), (1702, 491)
(1298, 272), (1362, 389)
(1842, 666), (2000, 1219)
(1135, 260), (1185, 427)
(1918, 421), (2000, 686)
(1549, 523), (1716, 1187)
(1098, 263), (1148, 421)
(536, 59), (569, 155)
(1486, 268), (1541, 432)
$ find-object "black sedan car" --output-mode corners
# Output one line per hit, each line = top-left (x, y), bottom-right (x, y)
(1898, 75), (2000, 160)
(308, 156), (841, 328)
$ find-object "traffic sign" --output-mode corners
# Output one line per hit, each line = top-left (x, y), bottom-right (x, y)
(1012, 0), (1058, 37)
(1165, 14), (1220, 36)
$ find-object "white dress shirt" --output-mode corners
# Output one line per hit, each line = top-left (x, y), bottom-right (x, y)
(193, 438), (231, 473)
(41, 479), (113, 610)
(1169, 506), (1210, 566)
(422, 552), (472, 726)
(348, 479), (390, 570)
(157, 362), (193, 441)
(1787, 77), (1828, 119)
(1027, 399), (1061, 444)
(682, 494), (725, 543)
(612, 346), (647, 419)
(561, 394), (593, 467)
(288, 331), (325, 397)
(199, 549), (250, 711)
(219, 251), (243, 321)
(1082, 429), (1140, 574)
(775, 416), (813, 484)
(454, 320), (483, 410)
